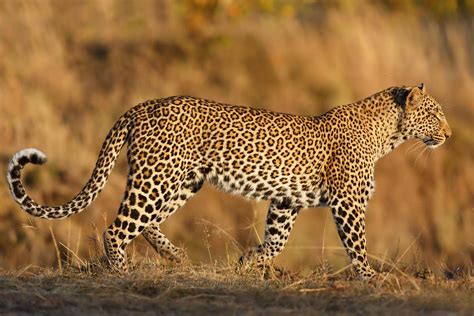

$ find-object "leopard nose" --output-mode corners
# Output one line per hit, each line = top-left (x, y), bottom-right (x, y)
(444, 128), (452, 139)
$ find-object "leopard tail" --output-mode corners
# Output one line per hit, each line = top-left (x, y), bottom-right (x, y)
(6, 113), (131, 219)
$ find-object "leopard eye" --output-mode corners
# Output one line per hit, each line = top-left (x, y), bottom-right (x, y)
(432, 111), (443, 121)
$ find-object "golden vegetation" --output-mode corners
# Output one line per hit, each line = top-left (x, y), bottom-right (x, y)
(0, 0), (472, 280)
(0, 261), (472, 314)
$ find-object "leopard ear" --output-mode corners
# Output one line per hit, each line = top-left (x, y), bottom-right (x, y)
(418, 83), (426, 93)
(405, 85), (424, 111)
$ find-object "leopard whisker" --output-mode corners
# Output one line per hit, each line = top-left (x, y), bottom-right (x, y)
(414, 146), (428, 167)
(405, 140), (425, 155)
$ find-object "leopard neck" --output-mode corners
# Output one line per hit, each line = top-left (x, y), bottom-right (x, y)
(358, 90), (406, 161)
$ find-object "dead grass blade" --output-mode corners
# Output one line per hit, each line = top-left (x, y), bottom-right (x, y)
(58, 241), (86, 267)
(196, 218), (242, 252)
(49, 226), (62, 274)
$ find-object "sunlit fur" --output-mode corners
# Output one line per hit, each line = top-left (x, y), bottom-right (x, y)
(6, 84), (451, 280)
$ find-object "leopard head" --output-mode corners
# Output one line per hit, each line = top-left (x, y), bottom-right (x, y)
(395, 84), (452, 148)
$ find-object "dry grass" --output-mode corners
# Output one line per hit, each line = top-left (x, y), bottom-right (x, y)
(0, 224), (471, 315)
(0, 0), (472, 288)
(0, 260), (472, 315)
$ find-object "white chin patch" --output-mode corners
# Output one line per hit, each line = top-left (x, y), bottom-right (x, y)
(428, 143), (442, 149)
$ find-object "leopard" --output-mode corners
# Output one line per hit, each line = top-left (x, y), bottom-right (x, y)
(6, 84), (451, 280)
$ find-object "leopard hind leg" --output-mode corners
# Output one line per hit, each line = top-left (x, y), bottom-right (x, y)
(142, 223), (187, 263)
(142, 170), (205, 263)
(102, 175), (164, 272)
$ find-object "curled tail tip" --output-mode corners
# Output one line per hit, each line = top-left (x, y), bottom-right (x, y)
(7, 148), (47, 184)
(12, 148), (48, 166)
(7, 148), (48, 206)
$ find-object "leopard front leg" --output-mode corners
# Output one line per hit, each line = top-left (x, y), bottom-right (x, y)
(239, 203), (299, 268)
(330, 202), (376, 280)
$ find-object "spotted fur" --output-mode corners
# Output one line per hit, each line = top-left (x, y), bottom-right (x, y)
(6, 84), (451, 279)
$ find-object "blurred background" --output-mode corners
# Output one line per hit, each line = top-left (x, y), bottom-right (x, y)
(0, 0), (472, 273)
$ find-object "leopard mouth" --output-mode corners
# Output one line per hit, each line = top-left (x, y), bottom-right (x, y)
(423, 137), (444, 148)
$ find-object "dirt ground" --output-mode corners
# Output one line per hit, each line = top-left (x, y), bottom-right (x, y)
(0, 263), (472, 316)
